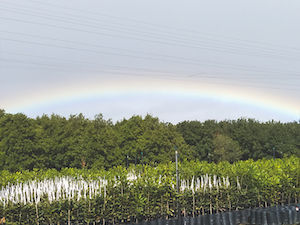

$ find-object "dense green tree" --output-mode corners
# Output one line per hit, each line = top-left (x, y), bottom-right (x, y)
(212, 134), (242, 163)
(115, 115), (188, 166)
(35, 114), (68, 169)
(86, 114), (121, 169)
(0, 113), (37, 171)
(176, 120), (219, 161)
(0, 109), (299, 171)
(177, 118), (300, 162)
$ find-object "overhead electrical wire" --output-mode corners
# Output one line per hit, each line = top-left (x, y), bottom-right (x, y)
(0, 6), (299, 62)
(2, 57), (298, 92)
(1, 35), (299, 78)
(1, 48), (299, 89)
(2, 51), (297, 83)
(5, 0), (300, 54)
(1, 0), (299, 94)
(1, 51), (194, 77)
(1, 2), (299, 57)
(1, 2), (299, 74)
(2, 16), (295, 63)
(1, 30), (298, 77)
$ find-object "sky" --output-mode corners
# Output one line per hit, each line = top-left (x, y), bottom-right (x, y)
(0, 0), (299, 123)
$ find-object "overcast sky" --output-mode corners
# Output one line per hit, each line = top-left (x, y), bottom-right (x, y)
(0, 0), (299, 123)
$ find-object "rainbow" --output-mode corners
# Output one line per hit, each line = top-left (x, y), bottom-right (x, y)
(2, 77), (300, 120)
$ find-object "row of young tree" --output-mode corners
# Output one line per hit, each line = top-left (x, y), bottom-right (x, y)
(0, 109), (299, 171)
(0, 157), (299, 224)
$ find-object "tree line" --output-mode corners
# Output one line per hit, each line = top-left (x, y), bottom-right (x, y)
(0, 109), (299, 172)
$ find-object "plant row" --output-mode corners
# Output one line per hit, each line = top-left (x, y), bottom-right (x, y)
(0, 157), (299, 224)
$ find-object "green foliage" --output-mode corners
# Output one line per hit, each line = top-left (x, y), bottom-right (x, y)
(0, 113), (37, 171)
(177, 118), (300, 161)
(212, 134), (242, 163)
(0, 110), (299, 171)
(0, 157), (299, 224)
(0, 110), (298, 223)
(115, 115), (188, 166)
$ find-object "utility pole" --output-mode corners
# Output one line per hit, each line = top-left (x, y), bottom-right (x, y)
(141, 151), (143, 164)
(141, 151), (144, 173)
(175, 149), (181, 220)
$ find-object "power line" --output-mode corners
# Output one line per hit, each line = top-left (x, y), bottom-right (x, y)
(1, 57), (299, 91)
(2, 36), (300, 78)
(1, 3), (299, 58)
(1, 11), (299, 62)
(2, 50), (300, 83)
(1, 51), (191, 76)
(7, 0), (300, 53)
(1, 1), (299, 90)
